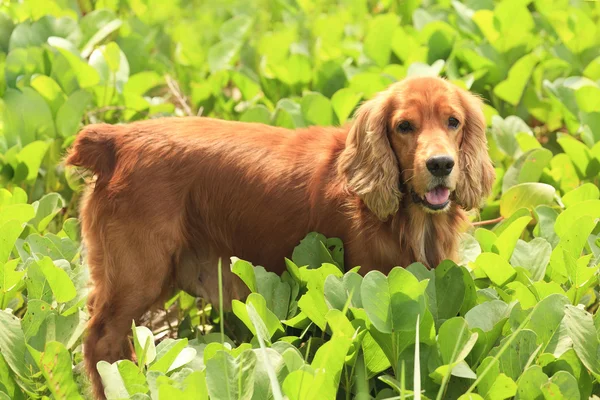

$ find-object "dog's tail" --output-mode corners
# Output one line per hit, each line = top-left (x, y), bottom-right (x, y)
(65, 124), (121, 185)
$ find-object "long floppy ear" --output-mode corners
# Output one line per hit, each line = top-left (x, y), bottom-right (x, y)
(338, 92), (401, 220)
(455, 90), (496, 210)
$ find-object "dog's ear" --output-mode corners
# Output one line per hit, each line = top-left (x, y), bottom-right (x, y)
(338, 92), (401, 220)
(455, 90), (495, 210)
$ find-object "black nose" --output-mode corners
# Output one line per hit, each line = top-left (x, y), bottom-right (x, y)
(426, 155), (454, 177)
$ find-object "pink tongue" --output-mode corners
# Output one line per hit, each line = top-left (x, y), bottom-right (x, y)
(425, 187), (450, 205)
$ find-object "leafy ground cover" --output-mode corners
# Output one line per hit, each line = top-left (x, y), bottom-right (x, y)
(2, 0), (600, 399)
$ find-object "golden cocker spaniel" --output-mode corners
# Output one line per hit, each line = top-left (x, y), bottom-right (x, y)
(66, 76), (495, 399)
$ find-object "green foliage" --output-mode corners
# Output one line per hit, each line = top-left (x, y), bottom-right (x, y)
(2, 0), (600, 399)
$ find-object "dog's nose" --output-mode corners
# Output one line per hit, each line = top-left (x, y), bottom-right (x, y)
(426, 155), (454, 177)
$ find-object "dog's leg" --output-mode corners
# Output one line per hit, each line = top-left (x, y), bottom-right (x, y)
(84, 236), (172, 400)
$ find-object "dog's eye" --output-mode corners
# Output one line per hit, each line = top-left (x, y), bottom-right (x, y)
(448, 117), (460, 129)
(397, 121), (413, 134)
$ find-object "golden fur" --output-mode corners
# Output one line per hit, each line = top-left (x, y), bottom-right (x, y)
(65, 76), (495, 399)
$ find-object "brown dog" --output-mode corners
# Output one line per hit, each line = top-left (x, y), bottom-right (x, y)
(66, 76), (494, 398)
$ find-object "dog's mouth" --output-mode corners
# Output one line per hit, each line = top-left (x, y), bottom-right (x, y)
(411, 186), (452, 211)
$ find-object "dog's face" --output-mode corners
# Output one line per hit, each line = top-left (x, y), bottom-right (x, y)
(339, 76), (495, 220)
(389, 78), (465, 213)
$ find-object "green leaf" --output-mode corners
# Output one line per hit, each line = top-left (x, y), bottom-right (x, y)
(36, 257), (76, 303)
(240, 106), (272, 125)
(331, 88), (362, 124)
(430, 317), (478, 384)
(516, 365), (548, 400)
(558, 135), (597, 178)
(502, 148), (553, 193)
(554, 200), (600, 237)
(490, 329), (539, 381)
(491, 115), (532, 159)
(117, 360), (148, 396)
(149, 338), (192, 373)
(30, 75), (66, 117)
(231, 258), (257, 293)
(524, 294), (570, 349)
(30, 193), (65, 232)
(492, 216), (532, 260)
(494, 53), (539, 106)
(473, 252), (516, 287)
(232, 293), (283, 341)
(540, 371), (580, 400)
(206, 350), (256, 400)
(0, 310), (36, 386)
(499, 183), (555, 218)
(510, 238), (552, 281)
(291, 232), (338, 270)
(97, 361), (130, 399)
(15, 140), (50, 183)
(0, 220), (24, 264)
(301, 92), (333, 126)
(361, 267), (429, 333)
(3, 88), (56, 147)
(133, 325), (156, 366)
(364, 14), (398, 67)
(563, 305), (600, 378)
(562, 183), (600, 208)
(476, 356), (517, 400)
(273, 99), (305, 129)
(56, 90), (93, 138)
(32, 341), (83, 400)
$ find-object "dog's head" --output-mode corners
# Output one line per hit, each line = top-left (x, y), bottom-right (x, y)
(339, 76), (495, 220)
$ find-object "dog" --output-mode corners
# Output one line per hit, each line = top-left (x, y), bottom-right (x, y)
(65, 76), (495, 398)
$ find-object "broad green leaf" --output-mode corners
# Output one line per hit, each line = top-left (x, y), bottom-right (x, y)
(491, 115), (533, 159)
(273, 99), (305, 129)
(501, 148), (552, 193)
(30, 193), (65, 232)
(0, 310), (37, 386)
(494, 53), (539, 106)
(32, 341), (83, 400)
(240, 106), (272, 125)
(0, 220), (24, 264)
(563, 305), (600, 378)
(36, 257), (76, 303)
(301, 92), (333, 126)
(232, 293), (283, 341)
(97, 361), (130, 399)
(16, 141), (50, 183)
(475, 356), (517, 400)
(206, 350), (256, 400)
(133, 325), (156, 366)
(473, 252), (516, 287)
(30, 75), (66, 117)
(510, 238), (552, 281)
(331, 88), (362, 124)
(524, 294), (570, 349)
(515, 365), (547, 400)
(231, 258), (257, 293)
(499, 183), (555, 218)
(492, 216), (532, 260)
(291, 232), (338, 270)
(562, 183), (599, 208)
(554, 200), (600, 237)
(364, 14), (398, 67)
(117, 360), (148, 396)
(3, 88), (56, 147)
(361, 267), (429, 333)
(56, 90), (93, 138)
(149, 338), (192, 373)
(540, 371), (580, 400)
(558, 135), (597, 178)
(490, 329), (539, 381)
